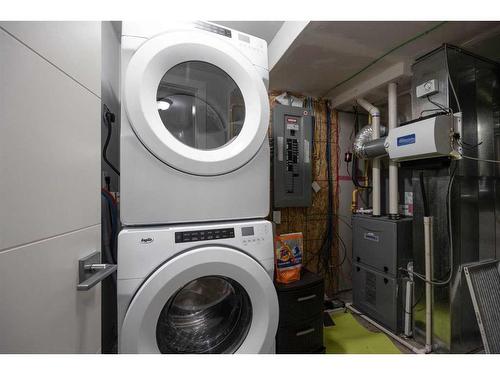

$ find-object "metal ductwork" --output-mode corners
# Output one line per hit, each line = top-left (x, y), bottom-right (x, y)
(352, 124), (388, 159)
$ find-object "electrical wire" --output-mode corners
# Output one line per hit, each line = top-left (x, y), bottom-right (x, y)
(399, 160), (457, 286)
(419, 96), (451, 118)
(427, 95), (452, 114)
(317, 102), (335, 283)
(427, 95), (453, 113)
(457, 139), (483, 150)
(321, 21), (448, 96)
(460, 154), (500, 164)
(454, 135), (500, 163)
(445, 44), (462, 114)
(102, 105), (120, 176)
(401, 286), (426, 316)
(332, 213), (353, 229)
(419, 108), (447, 117)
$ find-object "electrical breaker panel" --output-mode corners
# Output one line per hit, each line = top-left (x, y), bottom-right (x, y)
(272, 104), (313, 207)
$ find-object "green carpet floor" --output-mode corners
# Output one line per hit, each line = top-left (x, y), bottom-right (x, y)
(324, 311), (402, 354)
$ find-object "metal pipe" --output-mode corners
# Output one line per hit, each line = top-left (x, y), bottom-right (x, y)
(363, 138), (388, 159)
(424, 216), (433, 352)
(346, 303), (428, 354)
(357, 98), (381, 216)
(388, 82), (399, 219)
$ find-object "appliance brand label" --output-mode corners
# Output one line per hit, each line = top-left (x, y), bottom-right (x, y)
(364, 232), (379, 242)
(140, 237), (154, 244)
(397, 134), (416, 146)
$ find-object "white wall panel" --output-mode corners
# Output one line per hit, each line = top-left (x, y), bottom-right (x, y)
(0, 21), (101, 96)
(0, 29), (100, 251)
(0, 225), (101, 353)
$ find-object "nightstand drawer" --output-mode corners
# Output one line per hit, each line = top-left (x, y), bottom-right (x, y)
(278, 283), (324, 325)
(276, 313), (324, 354)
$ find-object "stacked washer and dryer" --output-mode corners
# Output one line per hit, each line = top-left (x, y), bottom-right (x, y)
(117, 21), (279, 354)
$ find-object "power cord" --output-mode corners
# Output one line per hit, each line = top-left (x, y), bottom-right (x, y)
(460, 154), (500, 164)
(103, 105), (120, 176)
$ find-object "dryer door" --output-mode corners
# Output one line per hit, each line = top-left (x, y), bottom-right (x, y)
(124, 30), (270, 176)
(120, 246), (278, 353)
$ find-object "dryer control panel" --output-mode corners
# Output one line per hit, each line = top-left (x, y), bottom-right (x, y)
(273, 104), (313, 207)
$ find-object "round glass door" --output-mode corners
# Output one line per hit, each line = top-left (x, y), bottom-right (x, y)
(123, 30), (270, 175)
(119, 246), (278, 353)
(156, 276), (252, 353)
(157, 61), (246, 150)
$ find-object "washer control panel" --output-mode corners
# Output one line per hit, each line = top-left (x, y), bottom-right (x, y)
(175, 228), (235, 243)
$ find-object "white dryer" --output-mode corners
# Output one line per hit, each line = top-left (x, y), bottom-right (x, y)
(117, 220), (279, 353)
(120, 21), (271, 225)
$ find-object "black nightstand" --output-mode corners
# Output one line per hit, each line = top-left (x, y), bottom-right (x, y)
(274, 269), (325, 353)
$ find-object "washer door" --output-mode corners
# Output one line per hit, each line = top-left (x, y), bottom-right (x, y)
(124, 30), (270, 176)
(120, 246), (278, 353)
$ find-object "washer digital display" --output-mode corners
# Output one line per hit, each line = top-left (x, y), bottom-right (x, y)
(241, 227), (254, 236)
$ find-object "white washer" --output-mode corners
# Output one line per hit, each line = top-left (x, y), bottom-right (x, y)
(117, 220), (279, 353)
(120, 21), (271, 225)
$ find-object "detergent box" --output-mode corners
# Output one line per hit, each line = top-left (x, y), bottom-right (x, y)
(274, 232), (303, 284)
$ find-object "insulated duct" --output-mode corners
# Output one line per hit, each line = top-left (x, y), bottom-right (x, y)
(352, 124), (387, 159)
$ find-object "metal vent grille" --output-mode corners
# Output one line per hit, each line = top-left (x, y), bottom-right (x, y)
(365, 271), (377, 306)
(464, 260), (500, 354)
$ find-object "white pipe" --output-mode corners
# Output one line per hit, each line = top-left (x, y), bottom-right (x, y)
(404, 279), (413, 337)
(346, 304), (429, 354)
(424, 216), (433, 352)
(356, 98), (381, 216)
(388, 83), (399, 218)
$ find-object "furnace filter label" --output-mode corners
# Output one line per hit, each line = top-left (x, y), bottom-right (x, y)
(397, 133), (416, 146)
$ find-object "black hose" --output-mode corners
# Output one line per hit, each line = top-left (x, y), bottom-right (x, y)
(419, 171), (430, 217)
(103, 105), (120, 176)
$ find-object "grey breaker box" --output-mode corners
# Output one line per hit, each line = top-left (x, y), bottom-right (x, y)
(272, 104), (313, 207)
(352, 215), (413, 276)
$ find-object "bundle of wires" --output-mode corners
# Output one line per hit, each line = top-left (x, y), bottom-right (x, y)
(313, 103), (349, 290)
(316, 103), (334, 284)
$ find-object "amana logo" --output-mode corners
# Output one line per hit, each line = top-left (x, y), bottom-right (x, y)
(140, 237), (154, 244)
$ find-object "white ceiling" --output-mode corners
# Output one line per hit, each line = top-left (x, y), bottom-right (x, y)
(213, 21), (284, 44)
(269, 21), (500, 108)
